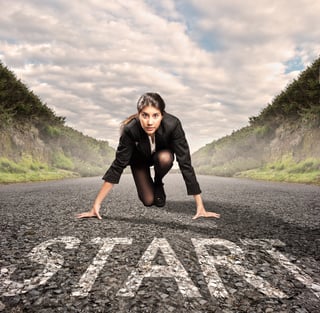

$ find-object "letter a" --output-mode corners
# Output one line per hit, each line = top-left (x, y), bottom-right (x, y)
(117, 238), (200, 298)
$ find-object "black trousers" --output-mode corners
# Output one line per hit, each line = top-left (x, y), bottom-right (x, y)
(130, 150), (174, 206)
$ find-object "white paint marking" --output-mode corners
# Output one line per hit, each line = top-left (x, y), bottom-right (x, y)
(117, 237), (201, 298)
(242, 239), (320, 299)
(72, 237), (132, 297)
(1, 236), (317, 303)
(191, 238), (229, 298)
(0, 236), (80, 297)
(192, 238), (287, 299)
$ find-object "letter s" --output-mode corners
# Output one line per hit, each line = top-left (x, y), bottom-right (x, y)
(0, 236), (80, 297)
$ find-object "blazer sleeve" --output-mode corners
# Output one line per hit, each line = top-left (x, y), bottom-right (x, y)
(171, 120), (201, 195)
(102, 128), (134, 184)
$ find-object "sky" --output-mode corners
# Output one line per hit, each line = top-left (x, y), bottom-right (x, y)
(0, 0), (319, 152)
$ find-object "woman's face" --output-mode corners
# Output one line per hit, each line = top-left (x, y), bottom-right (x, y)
(138, 105), (163, 136)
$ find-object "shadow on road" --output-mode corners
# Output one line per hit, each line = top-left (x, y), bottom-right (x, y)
(105, 200), (319, 261)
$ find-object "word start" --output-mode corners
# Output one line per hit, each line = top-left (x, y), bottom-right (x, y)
(0, 237), (319, 300)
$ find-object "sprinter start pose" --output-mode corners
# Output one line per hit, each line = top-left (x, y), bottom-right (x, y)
(77, 92), (220, 220)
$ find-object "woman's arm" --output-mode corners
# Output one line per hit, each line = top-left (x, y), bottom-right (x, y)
(169, 119), (220, 219)
(77, 125), (136, 220)
(76, 181), (114, 219)
(170, 120), (201, 195)
(192, 194), (220, 219)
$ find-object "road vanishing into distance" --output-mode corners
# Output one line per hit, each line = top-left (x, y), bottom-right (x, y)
(0, 174), (319, 312)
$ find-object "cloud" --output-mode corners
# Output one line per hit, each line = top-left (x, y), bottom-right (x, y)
(0, 0), (319, 152)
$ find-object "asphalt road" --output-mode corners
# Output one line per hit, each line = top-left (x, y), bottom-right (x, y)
(0, 174), (319, 312)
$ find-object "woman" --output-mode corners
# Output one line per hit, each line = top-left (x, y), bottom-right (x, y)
(77, 92), (220, 220)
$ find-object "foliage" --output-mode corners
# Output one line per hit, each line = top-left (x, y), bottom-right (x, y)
(0, 168), (78, 184)
(249, 57), (320, 126)
(253, 125), (273, 139)
(52, 151), (75, 170)
(0, 155), (48, 173)
(0, 61), (115, 183)
(300, 104), (320, 126)
(44, 125), (62, 138)
(238, 156), (320, 185)
(196, 157), (262, 177)
(265, 155), (320, 174)
(0, 62), (65, 128)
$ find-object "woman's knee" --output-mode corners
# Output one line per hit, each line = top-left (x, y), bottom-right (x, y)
(139, 194), (154, 206)
(154, 150), (174, 167)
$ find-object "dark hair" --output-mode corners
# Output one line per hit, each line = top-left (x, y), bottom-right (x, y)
(121, 92), (166, 128)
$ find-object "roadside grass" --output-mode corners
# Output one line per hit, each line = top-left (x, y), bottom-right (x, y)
(196, 157), (262, 177)
(237, 156), (320, 185)
(0, 170), (79, 183)
(2, 154), (319, 185)
(0, 156), (79, 183)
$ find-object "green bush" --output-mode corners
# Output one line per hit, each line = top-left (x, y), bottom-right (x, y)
(239, 156), (320, 185)
(0, 157), (26, 173)
(254, 125), (273, 138)
(266, 155), (294, 171)
(45, 125), (62, 138)
(288, 158), (320, 173)
(0, 155), (48, 174)
(52, 151), (75, 170)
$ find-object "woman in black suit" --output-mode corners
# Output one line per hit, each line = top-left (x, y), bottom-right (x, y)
(77, 92), (220, 220)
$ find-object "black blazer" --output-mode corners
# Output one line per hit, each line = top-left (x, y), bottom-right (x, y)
(103, 112), (201, 195)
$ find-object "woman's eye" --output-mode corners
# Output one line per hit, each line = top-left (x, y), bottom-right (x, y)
(153, 114), (159, 119)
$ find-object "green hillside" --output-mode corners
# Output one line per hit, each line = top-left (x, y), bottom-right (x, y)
(192, 56), (320, 185)
(0, 62), (115, 183)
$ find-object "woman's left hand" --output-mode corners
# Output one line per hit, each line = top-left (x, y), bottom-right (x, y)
(192, 209), (220, 219)
(76, 204), (102, 220)
(192, 194), (220, 219)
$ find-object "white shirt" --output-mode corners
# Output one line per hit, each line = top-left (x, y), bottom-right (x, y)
(148, 135), (156, 154)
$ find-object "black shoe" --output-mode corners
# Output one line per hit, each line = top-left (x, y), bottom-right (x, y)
(154, 183), (166, 207)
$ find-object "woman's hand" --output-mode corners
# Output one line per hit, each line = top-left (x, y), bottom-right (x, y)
(193, 194), (220, 220)
(192, 208), (220, 220)
(76, 204), (102, 220)
(76, 182), (114, 220)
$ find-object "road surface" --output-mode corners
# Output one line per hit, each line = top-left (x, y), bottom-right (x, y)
(0, 174), (319, 312)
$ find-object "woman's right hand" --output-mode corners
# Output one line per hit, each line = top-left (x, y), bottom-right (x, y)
(76, 204), (102, 220)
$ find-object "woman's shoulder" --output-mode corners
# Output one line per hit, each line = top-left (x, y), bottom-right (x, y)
(162, 112), (181, 129)
(122, 117), (141, 138)
(124, 116), (138, 128)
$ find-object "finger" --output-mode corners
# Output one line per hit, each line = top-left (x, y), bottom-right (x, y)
(192, 213), (201, 220)
(76, 212), (92, 219)
(92, 208), (102, 220)
(205, 212), (220, 218)
(192, 212), (220, 220)
(76, 213), (84, 218)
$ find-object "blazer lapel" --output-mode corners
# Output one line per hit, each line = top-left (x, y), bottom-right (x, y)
(155, 123), (166, 151)
(138, 127), (151, 157)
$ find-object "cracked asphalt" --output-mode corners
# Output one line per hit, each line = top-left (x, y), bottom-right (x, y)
(0, 174), (319, 312)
